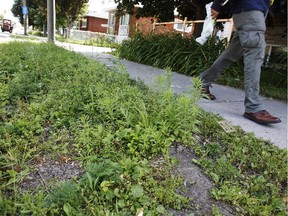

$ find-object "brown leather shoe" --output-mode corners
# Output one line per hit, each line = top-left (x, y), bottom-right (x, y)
(243, 110), (281, 124)
(202, 86), (216, 100)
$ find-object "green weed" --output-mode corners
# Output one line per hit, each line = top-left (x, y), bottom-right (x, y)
(194, 112), (287, 215)
(0, 41), (286, 215)
(0, 42), (196, 215)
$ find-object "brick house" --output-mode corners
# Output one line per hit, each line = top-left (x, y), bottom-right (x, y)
(106, 4), (286, 46)
(106, 5), (191, 42)
(79, 11), (108, 33)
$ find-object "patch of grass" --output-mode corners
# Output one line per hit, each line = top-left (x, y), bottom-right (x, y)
(30, 30), (44, 37)
(56, 35), (118, 48)
(216, 66), (287, 101)
(9, 34), (42, 41)
(0, 42), (199, 215)
(193, 112), (287, 215)
(0, 41), (286, 215)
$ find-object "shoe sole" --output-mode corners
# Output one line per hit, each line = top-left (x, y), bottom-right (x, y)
(202, 95), (216, 100)
(243, 114), (281, 124)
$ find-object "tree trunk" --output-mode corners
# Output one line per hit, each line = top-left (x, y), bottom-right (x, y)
(43, 25), (47, 37)
(67, 19), (72, 38)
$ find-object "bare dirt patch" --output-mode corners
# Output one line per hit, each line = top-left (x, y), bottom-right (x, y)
(19, 145), (236, 215)
(20, 156), (84, 191)
(168, 144), (236, 216)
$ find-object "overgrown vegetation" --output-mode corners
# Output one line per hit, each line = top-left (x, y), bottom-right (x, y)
(193, 113), (287, 215)
(9, 34), (43, 41)
(10, 32), (118, 48)
(117, 33), (287, 101)
(56, 34), (118, 48)
(117, 33), (227, 77)
(0, 42), (286, 215)
(0, 41), (200, 215)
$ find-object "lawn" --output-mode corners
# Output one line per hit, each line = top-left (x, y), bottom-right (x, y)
(0, 41), (287, 215)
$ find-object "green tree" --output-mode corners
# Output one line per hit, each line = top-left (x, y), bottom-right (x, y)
(113, 0), (221, 36)
(56, 0), (88, 30)
(113, 0), (213, 22)
(11, 0), (46, 29)
(11, 0), (88, 30)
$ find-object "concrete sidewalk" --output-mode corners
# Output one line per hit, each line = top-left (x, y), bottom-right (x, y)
(57, 42), (287, 149)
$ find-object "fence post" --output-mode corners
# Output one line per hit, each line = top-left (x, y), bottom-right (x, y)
(226, 19), (234, 45)
(152, 20), (156, 33)
(191, 22), (195, 35)
(182, 17), (187, 37)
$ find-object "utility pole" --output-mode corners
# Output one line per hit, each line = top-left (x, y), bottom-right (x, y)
(23, 0), (28, 35)
(47, 0), (56, 43)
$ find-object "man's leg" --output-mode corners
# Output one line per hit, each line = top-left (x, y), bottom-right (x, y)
(235, 11), (281, 123)
(241, 33), (265, 113)
(235, 11), (266, 113)
(199, 32), (243, 87)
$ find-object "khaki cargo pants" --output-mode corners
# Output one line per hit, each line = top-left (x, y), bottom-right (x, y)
(199, 10), (266, 113)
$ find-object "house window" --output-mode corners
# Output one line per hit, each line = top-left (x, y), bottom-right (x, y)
(173, 18), (192, 33)
(108, 13), (115, 34)
(109, 13), (115, 26)
(175, 23), (183, 30)
(120, 14), (130, 25)
(81, 18), (87, 28)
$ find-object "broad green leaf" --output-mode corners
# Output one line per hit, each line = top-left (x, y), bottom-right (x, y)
(131, 184), (143, 198)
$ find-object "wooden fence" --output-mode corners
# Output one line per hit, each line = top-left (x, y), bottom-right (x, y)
(152, 17), (234, 43)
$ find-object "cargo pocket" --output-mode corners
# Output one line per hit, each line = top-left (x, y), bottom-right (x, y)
(239, 31), (265, 48)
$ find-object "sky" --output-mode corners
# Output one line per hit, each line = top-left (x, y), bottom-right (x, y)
(88, 0), (116, 12)
(0, 0), (116, 21)
(0, 0), (14, 17)
(0, 0), (116, 15)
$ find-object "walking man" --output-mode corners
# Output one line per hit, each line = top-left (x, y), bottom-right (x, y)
(199, 0), (281, 124)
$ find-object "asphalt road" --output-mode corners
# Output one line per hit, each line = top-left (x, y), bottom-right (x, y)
(0, 31), (12, 41)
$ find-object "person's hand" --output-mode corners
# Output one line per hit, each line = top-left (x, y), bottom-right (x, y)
(211, 9), (220, 19)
